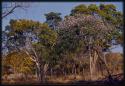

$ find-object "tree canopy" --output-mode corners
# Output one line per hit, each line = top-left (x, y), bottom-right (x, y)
(2, 3), (123, 83)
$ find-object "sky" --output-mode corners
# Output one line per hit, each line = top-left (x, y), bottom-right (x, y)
(2, 2), (123, 53)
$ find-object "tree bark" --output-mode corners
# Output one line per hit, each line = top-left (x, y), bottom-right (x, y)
(94, 51), (98, 80)
(72, 65), (74, 74)
(96, 48), (111, 78)
(82, 67), (85, 80)
(36, 62), (42, 82)
(43, 63), (48, 82)
(89, 51), (93, 80)
(50, 68), (53, 77)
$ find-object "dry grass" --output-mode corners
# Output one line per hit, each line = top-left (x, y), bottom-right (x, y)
(47, 75), (84, 83)
(2, 71), (123, 85)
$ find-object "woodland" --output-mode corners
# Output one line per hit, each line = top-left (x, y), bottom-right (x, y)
(2, 3), (123, 85)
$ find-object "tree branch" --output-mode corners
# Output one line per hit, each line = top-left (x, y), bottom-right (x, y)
(2, 5), (22, 19)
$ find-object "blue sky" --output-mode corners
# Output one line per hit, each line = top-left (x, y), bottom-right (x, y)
(2, 2), (123, 30)
(2, 2), (123, 53)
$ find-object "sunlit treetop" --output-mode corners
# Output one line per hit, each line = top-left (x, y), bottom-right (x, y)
(9, 19), (49, 32)
(71, 4), (123, 30)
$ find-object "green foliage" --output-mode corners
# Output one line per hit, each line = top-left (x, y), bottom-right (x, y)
(71, 4), (88, 15)
(44, 12), (62, 29)
(44, 12), (62, 21)
(116, 33), (123, 45)
(88, 4), (99, 14)
(9, 19), (44, 32)
(38, 27), (58, 47)
(71, 4), (123, 29)
(33, 24), (58, 64)
(70, 4), (123, 49)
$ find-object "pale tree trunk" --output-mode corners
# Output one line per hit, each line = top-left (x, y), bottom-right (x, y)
(24, 36), (43, 82)
(89, 51), (98, 80)
(88, 36), (93, 80)
(37, 63), (48, 83)
(24, 48), (45, 83)
(36, 63), (42, 82)
(92, 51), (98, 80)
(43, 63), (48, 82)
(89, 51), (93, 80)
(96, 48), (111, 78)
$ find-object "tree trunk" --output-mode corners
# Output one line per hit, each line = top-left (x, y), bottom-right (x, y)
(64, 70), (66, 77)
(74, 66), (77, 78)
(82, 67), (84, 75)
(99, 54), (110, 75)
(92, 51), (98, 80)
(99, 61), (104, 78)
(43, 63), (48, 82)
(89, 51), (93, 80)
(78, 66), (80, 75)
(96, 48), (111, 78)
(72, 66), (74, 74)
(82, 67), (85, 80)
(36, 63), (42, 82)
(50, 68), (53, 77)
(89, 36), (93, 80)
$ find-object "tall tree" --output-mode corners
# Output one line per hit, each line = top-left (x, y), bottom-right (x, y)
(57, 14), (119, 80)
(44, 12), (62, 30)
(3, 19), (58, 83)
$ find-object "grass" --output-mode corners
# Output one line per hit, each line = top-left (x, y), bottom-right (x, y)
(2, 71), (123, 85)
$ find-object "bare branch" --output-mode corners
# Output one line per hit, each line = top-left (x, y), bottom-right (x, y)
(2, 5), (20, 19)
(2, 2), (30, 19)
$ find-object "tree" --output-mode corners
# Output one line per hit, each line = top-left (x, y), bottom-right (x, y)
(57, 14), (119, 80)
(44, 12), (62, 30)
(70, 4), (123, 62)
(71, 4), (123, 30)
(71, 4), (88, 15)
(3, 19), (58, 83)
(88, 4), (99, 15)
(2, 3), (123, 83)
(33, 25), (58, 82)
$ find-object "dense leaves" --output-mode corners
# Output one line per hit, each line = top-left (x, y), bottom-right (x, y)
(45, 12), (62, 29)
(2, 3), (123, 83)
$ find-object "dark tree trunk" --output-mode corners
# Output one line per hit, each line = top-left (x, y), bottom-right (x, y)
(82, 67), (85, 80)
(74, 66), (77, 76)
(72, 66), (74, 74)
